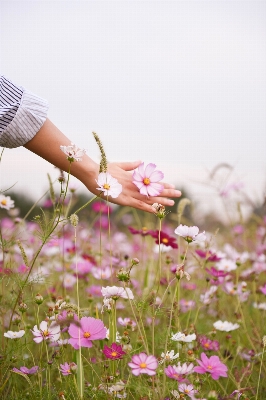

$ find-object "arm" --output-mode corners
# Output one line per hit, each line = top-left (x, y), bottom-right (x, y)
(24, 119), (182, 213)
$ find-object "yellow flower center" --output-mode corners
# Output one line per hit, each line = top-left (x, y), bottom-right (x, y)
(162, 238), (169, 244)
(143, 178), (150, 185)
(67, 369), (71, 373)
(103, 183), (110, 190)
(142, 226), (147, 231)
(207, 365), (212, 370)
(204, 343), (210, 348)
(1, 199), (7, 205)
(83, 332), (91, 338)
(111, 351), (118, 357)
(43, 330), (49, 337)
(140, 363), (147, 368)
(185, 389), (189, 393)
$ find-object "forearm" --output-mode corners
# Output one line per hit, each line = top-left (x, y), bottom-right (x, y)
(24, 118), (99, 191)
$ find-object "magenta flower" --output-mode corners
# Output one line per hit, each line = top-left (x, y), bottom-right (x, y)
(12, 366), (38, 375)
(59, 362), (77, 376)
(164, 363), (194, 382)
(92, 201), (113, 214)
(260, 284), (266, 295)
(198, 336), (220, 351)
(68, 317), (107, 349)
(195, 249), (221, 262)
(103, 342), (126, 360)
(206, 266), (229, 278)
(128, 226), (152, 236)
(149, 230), (178, 249)
(194, 353), (228, 380)
(128, 352), (158, 376)
(132, 163), (164, 197)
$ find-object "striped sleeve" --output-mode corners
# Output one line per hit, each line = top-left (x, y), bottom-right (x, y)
(0, 76), (49, 148)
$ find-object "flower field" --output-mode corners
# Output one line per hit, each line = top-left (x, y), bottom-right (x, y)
(0, 152), (266, 400)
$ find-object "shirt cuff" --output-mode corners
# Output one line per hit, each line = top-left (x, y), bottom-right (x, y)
(0, 88), (49, 148)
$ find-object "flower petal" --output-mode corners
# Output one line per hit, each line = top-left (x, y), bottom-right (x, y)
(144, 163), (157, 178)
(149, 170), (164, 183)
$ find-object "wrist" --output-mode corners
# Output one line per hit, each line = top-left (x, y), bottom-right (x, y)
(72, 156), (99, 193)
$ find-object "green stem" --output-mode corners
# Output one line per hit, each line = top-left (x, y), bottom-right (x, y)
(256, 342), (265, 400)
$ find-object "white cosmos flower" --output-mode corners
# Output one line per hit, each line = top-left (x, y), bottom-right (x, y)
(253, 302), (266, 310)
(101, 286), (134, 300)
(213, 320), (240, 332)
(32, 320), (60, 343)
(4, 330), (25, 339)
(216, 258), (237, 272)
(174, 224), (206, 243)
(105, 329), (121, 342)
(171, 332), (196, 342)
(159, 350), (179, 364)
(96, 172), (122, 198)
(0, 195), (15, 210)
(60, 143), (86, 162)
(200, 285), (218, 305)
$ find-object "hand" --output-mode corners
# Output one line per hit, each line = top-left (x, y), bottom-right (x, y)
(85, 160), (182, 213)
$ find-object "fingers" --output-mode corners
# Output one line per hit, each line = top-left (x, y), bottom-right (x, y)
(160, 188), (182, 198)
(114, 160), (142, 171)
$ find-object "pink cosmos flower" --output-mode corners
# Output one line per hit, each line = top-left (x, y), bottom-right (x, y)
(198, 336), (220, 351)
(164, 362), (194, 382)
(128, 352), (158, 376)
(260, 284), (266, 295)
(32, 321), (60, 343)
(103, 342), (126, 360)
(178, 383), (198, 398)
(194, 353), (228, 380)
(12, 366), (38, 375)
(59, 362), (77, 376)
(132, 163), (164, 197)
(68, 317), (107, 349)
(117, 317), (137, 331)
(92, 266), (112, 280)
(179, 299), (196, 313)
(86, 285), (103, 297)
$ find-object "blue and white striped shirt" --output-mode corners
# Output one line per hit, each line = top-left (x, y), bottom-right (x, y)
(0, 76), (49, 148)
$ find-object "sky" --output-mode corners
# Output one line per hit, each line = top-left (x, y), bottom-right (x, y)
(1, 1), (266, 217)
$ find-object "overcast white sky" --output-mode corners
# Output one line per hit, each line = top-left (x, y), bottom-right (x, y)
(1, 1), (266, 216)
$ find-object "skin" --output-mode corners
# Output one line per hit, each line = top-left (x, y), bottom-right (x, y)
(24, 119), (182, 213)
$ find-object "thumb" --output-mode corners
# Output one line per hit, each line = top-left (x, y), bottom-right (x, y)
(115, 160), (142, 171)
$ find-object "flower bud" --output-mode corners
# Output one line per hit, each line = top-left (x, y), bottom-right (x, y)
(35, 293), (44, 305)
(18, 302), (28, 313)
(70, 362), (77, 374)
(116, 269), (130, 283)
(131, 258), (139, 265)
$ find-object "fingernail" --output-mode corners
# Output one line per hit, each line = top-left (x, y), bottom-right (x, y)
(168, 200), (175, 206)
(169, 184), (175, 188)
